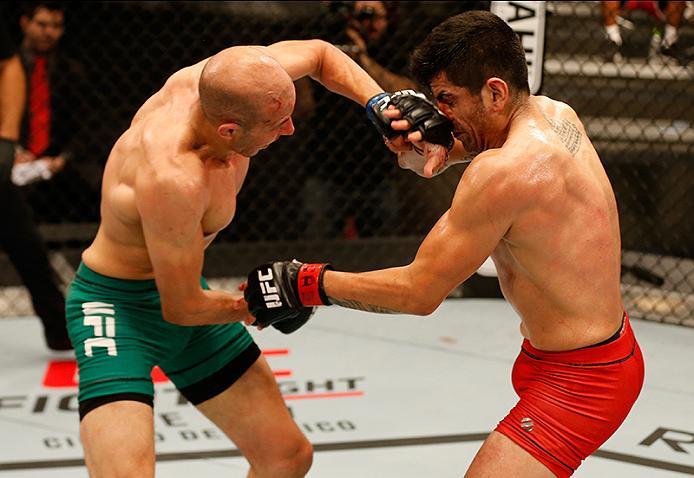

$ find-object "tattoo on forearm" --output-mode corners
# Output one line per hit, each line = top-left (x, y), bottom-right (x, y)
(547, 117), (582, 155)
(329, 297), (402, 314)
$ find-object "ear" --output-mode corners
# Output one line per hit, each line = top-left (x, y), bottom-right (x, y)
(483, 77), (510, 113)
(217, 122), (240, 139)
(20, 15), (30, 31)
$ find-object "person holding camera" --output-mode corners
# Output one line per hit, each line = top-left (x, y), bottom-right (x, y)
(298, 1), (417, 239)
(341, 1), (416, 92)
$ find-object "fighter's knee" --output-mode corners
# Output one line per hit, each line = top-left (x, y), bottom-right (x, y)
(286, 437), (313, 477)
(84, 449), (154, 478)
(251, 435), (313, 478)
(274, 436), (313, 478)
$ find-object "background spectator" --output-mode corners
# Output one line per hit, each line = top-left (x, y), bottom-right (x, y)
(298, 1), (415, 239)
(603, 0), (692, 63)
(17, 2), (71, 177)
(0, 16), (71, 351)
(340, 1), (417, 91)
(17, 1), (101, 225)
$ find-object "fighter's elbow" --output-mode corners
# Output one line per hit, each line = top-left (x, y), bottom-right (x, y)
(401, 284), (442, 315)
(306, 38), (331, 49)
(161, 301), (197, 326)
(302, 39), (332, 61)
(162, 308), (188, 326)
(307, 39), (346, 75)
(401, 269), (444, 315)
(408, 298), (441, 316)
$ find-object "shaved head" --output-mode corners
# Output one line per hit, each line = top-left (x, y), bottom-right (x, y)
(199, 46), (295, 127)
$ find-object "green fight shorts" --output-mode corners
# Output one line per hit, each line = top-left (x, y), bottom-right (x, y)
(66, 262), (260, 420)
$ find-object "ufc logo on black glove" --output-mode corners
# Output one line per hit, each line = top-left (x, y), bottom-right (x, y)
(257, 268), (282, 308)
(245, 260), (331, 334)
(366, 90), (454, 150)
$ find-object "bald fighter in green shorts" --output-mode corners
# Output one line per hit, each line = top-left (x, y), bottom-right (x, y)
(66, 40), (383, 478)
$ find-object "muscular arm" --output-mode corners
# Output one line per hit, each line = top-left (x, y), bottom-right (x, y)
(265, 39), (383, 106)
(136, 156), (249, 326)
(322, 155), (516, 315)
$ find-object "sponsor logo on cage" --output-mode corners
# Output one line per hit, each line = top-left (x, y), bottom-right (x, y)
(257, 268), (282, 308)
(520, 416), (534, 432)
(490, 1), (546, 94)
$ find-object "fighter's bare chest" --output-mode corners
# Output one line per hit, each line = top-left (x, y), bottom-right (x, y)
(201, 171), (239, 235)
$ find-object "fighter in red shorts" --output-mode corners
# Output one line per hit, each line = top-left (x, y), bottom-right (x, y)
(496, 311), (643, 477)
(244, 11), (644, 478)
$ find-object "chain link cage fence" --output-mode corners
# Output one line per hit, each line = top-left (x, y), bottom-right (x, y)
(0, 1), (692, 325)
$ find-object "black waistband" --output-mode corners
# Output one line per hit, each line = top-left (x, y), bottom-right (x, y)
(580, 313), (626, 350)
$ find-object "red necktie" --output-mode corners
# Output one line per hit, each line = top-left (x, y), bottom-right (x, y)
(27, 55), (51, 157)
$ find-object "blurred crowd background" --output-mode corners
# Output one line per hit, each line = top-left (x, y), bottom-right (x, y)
(0, 1), (692, 326)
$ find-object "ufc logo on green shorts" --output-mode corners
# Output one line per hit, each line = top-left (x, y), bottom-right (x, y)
(82, 302), (117, 357)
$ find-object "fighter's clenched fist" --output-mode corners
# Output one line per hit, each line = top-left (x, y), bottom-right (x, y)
(245, 260), (331, 333)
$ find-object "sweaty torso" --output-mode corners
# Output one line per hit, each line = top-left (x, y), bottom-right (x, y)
(489, 96), (623, 350)
(82, 62), (249, 279)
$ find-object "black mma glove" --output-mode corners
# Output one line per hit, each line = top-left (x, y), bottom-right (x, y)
(366, 90), (454, 150)
(245, 260), (332, 334)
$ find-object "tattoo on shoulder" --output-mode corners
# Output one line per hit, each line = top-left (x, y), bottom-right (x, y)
(329, 297), (402, 314)
(547, 117), (582, 155)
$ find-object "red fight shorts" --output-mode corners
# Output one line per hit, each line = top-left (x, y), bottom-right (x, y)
(495, 313), (644, 477)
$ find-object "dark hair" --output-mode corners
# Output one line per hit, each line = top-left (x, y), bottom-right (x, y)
(22, 2), (65, 19)
(411, 10), (529, 96)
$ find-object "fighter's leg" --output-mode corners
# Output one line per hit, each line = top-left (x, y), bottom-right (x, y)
(465, 431), (556, 478)
(66, 264), (189, 477)
(80, 399), (155, 478)
(602, 1), (622, 27)
(195, 354), (312, 478)
(478, 323), (644, 478)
